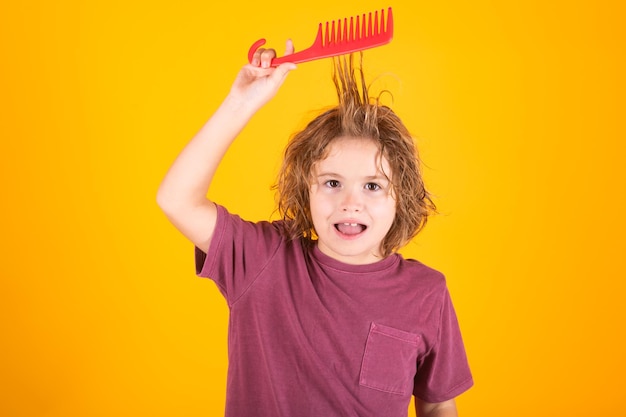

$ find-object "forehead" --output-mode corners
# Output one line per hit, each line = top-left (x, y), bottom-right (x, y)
(314, 136), (392, 177)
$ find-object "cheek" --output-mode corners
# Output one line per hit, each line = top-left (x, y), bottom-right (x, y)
(370, 195), (396, 215)
(376, 203), (397, 232)
(310, 194), (334, 218)
(309, 190), (328, 219)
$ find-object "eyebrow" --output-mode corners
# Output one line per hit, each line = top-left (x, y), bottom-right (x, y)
(316, 172), (390, 182)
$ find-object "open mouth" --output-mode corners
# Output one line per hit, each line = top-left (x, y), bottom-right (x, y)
(334, 223), (367, 236)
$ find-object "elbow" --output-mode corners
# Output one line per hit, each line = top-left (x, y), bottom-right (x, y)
(156, 184), (205, 219)
(156, 185), (166, 210)
(156, 184), (176, 215)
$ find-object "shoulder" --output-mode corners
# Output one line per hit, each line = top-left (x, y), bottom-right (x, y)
(216, 204), (291, 236)
(389, 255), (450, 306)
(396, 255), (446, 286)
(213, 205), (308, 261)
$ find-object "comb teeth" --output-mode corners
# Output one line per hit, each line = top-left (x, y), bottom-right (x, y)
(323, 8), (391, 46)
(247, 7), (393, 66)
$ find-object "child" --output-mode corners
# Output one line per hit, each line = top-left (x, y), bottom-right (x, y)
(157, 41), (473, 417)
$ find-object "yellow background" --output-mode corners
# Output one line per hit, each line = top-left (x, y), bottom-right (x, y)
(1, 0), (624, 416)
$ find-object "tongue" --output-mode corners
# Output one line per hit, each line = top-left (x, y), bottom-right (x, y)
(336, 224), (365, 235)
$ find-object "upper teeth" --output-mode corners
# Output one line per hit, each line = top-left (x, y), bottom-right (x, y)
(344, 223), (358, 226)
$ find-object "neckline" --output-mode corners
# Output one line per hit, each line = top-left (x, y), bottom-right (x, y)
(310, 244), (399, 274)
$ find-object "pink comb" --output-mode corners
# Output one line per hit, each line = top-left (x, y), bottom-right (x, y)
(247, 7), (394, 67)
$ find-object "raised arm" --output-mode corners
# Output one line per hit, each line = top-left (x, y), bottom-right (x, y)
(157, 42), (297, 253)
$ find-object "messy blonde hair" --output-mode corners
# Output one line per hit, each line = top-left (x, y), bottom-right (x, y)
(274, 54), (435, 257)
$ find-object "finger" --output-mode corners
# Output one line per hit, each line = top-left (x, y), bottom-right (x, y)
(270, 62), (297, 85)
(260, 48), (277, 68)
(284, 39), (295, 56)
(251, 47), (267, 67)
(251, 47), (277, 67)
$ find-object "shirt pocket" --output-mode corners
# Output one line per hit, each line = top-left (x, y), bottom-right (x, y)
(359, 322), (420, 395)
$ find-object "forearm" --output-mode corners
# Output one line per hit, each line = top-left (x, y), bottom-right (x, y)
(158, 55), (295, 214)
(157, 94), (256, 212)
(157, 50), (295, 250)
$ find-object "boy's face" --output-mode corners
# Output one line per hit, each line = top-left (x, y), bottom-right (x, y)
(309, 136), (396, 265)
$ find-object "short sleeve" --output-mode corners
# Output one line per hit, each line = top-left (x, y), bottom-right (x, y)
(194, 205), (285, 305)
(413, 288), (473, 403)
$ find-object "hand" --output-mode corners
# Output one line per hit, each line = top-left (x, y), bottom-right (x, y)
(228, 39), (297, 112)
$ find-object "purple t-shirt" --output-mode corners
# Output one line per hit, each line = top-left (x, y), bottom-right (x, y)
(195, 205), (473, 416)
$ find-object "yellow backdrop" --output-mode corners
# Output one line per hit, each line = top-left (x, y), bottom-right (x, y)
(2, 0), (624, 416)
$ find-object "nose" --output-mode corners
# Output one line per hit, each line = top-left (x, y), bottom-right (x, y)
(340, 188), (363, 212)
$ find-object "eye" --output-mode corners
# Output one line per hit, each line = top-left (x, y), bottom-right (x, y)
(325, 179), (341, 188)
(365, 182), (381, 191)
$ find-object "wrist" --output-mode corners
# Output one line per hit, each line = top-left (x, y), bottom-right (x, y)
(221, 93), (260, 120)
